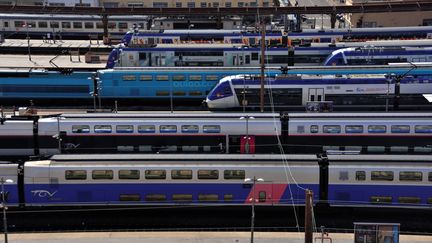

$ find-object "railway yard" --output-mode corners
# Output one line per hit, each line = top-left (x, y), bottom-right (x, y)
(1, 1), (432, 242)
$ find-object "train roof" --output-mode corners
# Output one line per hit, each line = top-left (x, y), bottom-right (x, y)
(57, 112), (280, 119)
(327, 154), (432, 163)
(0, 13), (147, 20)
(285, 112), (432, 119)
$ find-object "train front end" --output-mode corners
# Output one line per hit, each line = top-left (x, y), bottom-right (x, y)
(205, 75), (241, 110)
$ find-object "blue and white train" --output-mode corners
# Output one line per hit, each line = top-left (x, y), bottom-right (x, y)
(205, 74), (432, 110)
(323, 46), (432, 66)
(2, 154), (432, 209)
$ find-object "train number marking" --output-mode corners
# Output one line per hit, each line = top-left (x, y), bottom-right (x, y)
(31, 190), (57, 198)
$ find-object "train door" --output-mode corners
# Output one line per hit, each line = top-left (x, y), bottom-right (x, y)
(308, 88), (324, 102)
(246, 183), (274, 205)
(233, 53), (244, 66)
(240, 135), (255, 154)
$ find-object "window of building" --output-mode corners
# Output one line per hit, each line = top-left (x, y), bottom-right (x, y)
(345, 125), (364, 133)
(128, 3), (144, 7)
(138, 125), (155, 133)
(355, 171), (366, 181)
(72, 125), (90, 133)
(323, 125), (341, 133)
(391, 125), (410, 133)
(187, 2), (195, 7)
(145, 194), (166, 201)
(198, 170), (219, 179)
(160, 125), (177, 133)
(225, 2), (231, 7)
(73, 22), (83, 29)
(181, 125), (199, 133)
(65, 170), (87, 180)
(116, 125), (134, 133)
(92, 170), (114, 180)
(119, 194), (140, 201)
(238, 2), (244, 7)
(399, 171), (422, 181)
(153, 2), (168, 7)
(94, 125), (112, 133)
(224, 170), (245, 179)
(145, 170), (166, 179)
(203, 125), (221, 133)
(119, 170), (140, 179)
(176, 2), (182, 7)
(371, 171), (394, 181)
(368, 125), (386, 133)
(172, 194), (193, 201)
(171, 170), (193, 179)
(200, 2), (206, 7)
(213, 2), (219, 7)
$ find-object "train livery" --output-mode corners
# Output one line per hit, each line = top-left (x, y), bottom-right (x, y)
(2, 154), (432, 209)
(205, 74), (432, 110)
(0, 112), (431, 161)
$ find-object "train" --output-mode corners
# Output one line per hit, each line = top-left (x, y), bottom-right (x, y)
(2, 154), (432, 209)
(122, 26), (432, 47)
(323, 46), (432, 66)
(107, 40), (432, 68)
(205, 74), (432, 110)
(0, 112), (431, 161)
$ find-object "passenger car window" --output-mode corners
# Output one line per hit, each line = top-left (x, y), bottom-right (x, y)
(181, 125), (199, 133)
(65, 170), (87, 180)
(371, 171), (394, 181)
(72, 125), (90, 133)
(119, 170), (140, 179)
(203, 125), (220, 133)
(171, 170), (193, 179)
(323, 125), (341, 133)
(310, 125), (318, 133)
(391, 125), (410, 133)
(145, 170), (166, 179)
(198, 170), (219, 179)
(345, 125), (364, 133)
(94, 125), (112, 133)
(399, 171), (422, 181)
(116, 125), (134, 133)
(415, 125), (432, 133)
(224, 170), (245, 179)
(92, 170), (113, 180)
(368, 125), (386, 133)
(138, 125), (155, 133)
(160, 125), (177, 133)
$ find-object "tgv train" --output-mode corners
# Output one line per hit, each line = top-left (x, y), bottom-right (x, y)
(0, 13), (148, 40)
(323, 46), (432, 66)
(107, 39), (432, 68)
(0, 112), (431, 161)
(205, 74), (432, 110)
(2, 154), (432, 209)
(121, 26), (432, 47)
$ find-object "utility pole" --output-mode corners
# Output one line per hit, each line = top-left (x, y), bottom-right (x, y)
(304, 189), (313, 243)
(260, 20), (265, 113)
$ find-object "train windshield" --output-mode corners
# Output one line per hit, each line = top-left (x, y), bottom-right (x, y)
(207, 79), (233, 101)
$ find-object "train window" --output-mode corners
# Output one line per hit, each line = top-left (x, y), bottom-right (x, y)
(94, 125), (112, 133)
(156, 75), (169, 81)
(297, 126), (305, 133)
(61, 22), (71, 29)
(14, 21), (25, 27)
(117, 146), (133, 152)
(84, 22), (94, 29)
(72, 125), (90, 133)
(198, 194), (219, 202)
(224, 194), (233, 201)
(171, 170), (193, 179)
(355, 171), (366, 181)
(181, 125), (199, 133)
(118, 22), (128, 29)
(172, 194), (193, 202)
(399, 171), (422, 181)
(172, 75), (186, 81)
(73, 22), (83, 29)
(371, 171), (394, 181)
(398, 197), (421, 204)
(205, 75), (219, 81)
(339, 171), (349, 181)
(414, 146), (432, 153)
(50, 22), (59, 28)
(119, 170), (140, 180)
(122, 75), (136, 81)
(415, 125), (432, 133)
(198, 170), (219, 179)
(182, 146), (199, 152)
(428, 198), (432, 204)
(38, 21), (48, 28)
(224, 170), (245, 180)
(65, 170), (87, 180)
(251, 53), (259, 61)
(391, 125), (410, 133)
(92, 170), (113, 180)
(258, 191), (266, 202)
(310, 125), (318, 133)
(189, 91), (202, 96)
(345, 125), (364, 133)
(390, 146), (408, 153)
(368, 125), (386, 133)
(119, 194), (140, 201)
(189, 75), (202, 81)
(138, 125), (155, 133)
(107, 22), (116, 29)
(323, 125), (341, 134)
(96, 22), (103, 29)
(145, 194), (166, 201)
(116, 125), (134, 133)
(145, 170), (166, 179)
(203, 125), (221, 133)
(367, 146), (385, 153)
(156, 90), (169, 96)
(428, 172), (432, 182)
(139, 75), (152, 81)
(160, 125), (177, 133)
(370, 196), (392, 203)
(173, 91), (186, 96)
